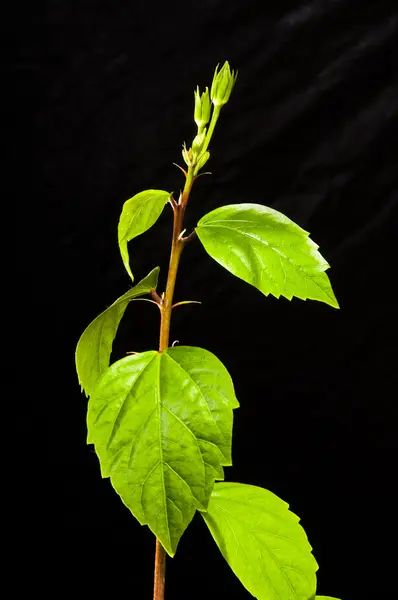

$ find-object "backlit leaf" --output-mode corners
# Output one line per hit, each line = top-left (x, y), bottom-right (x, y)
(196, 203), (339, 308)
(118, 189), (170, 281)
(75, 267), (159, 397)
(201, 482), (318, 600)
(87, 346), (239, 556)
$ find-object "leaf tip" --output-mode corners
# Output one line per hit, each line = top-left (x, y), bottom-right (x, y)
(328, 293), (340, 309)
(126, 264), (134, 283)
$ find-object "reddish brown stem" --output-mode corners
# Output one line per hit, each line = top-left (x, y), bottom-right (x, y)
(158, 167), (195, 353)
(153, 538), (167, 600)
(153, 165), (195, 600)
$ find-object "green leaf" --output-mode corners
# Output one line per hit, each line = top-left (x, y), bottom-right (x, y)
(87, 346), (239, 556)
(201, 482), (318, 600)
(196, 203), (339, 308)
(75, 267), (160, 398)
(118, 189), (170, 281)
(316, 597), (341, 599)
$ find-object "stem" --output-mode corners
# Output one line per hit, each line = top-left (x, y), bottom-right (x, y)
(194, 105), (221, 175)
(153, 539), (167, 600)
(158, 166), (195, 353)
(203, 105), (220, 154)
(153, 165), (196, 600)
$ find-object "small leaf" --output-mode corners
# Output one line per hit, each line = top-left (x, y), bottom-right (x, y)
(196, 203), (339, 308)
(87, 346), (239, 556)
(75, 267), (159, 397)
(118, 189), (170, 281)
(201, 482), (318, 600)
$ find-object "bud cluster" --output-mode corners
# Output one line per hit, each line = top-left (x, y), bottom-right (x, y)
(182, 61), (237, 173)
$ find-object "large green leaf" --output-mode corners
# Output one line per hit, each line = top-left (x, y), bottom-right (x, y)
(87, 346), (239, 556)
(196, 203), (339, 308)
(201, 482), (318, 600)
(118, 189), (170, 281)
(75, 267), (159, 397)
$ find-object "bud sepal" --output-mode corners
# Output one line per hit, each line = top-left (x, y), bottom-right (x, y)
(194, 151), (210, 174)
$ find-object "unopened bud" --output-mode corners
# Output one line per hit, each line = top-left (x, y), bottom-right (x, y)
(182, 143), (194, 166)
(195, 151), (210, 172)
(191, 128), (207, 159)
(194, 86), (211, 129)
(210, 61), (238, 107)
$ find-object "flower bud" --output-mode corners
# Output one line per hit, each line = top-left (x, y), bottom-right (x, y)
(210, 61), (238, 107)
(194, 86), (211, 129)
(191, 128), (207, 159)
(182, 142), (194, 166)
(195, 151), (210, 172)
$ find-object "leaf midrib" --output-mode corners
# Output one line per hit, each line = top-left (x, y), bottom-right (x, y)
(200, 223), (334, 301)
(156, 351), (170, 549)
(105, 353), (157, 451)
(120, 193), (168, 242)
(215, 502), (303, 600)
(164, 352), (228, 459)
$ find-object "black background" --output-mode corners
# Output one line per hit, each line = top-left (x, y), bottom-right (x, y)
(23, 0), (398, 597)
